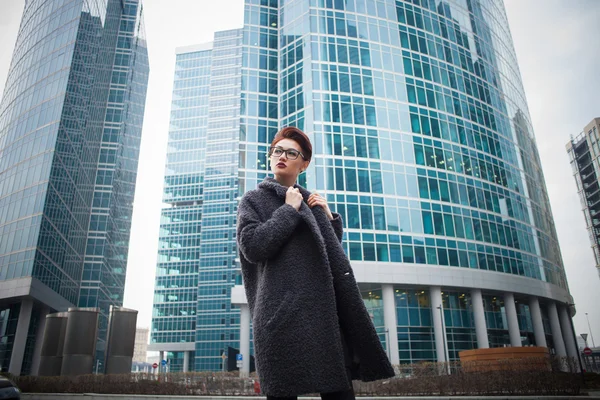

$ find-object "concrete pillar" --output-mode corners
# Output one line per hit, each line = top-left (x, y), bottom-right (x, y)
(240, 304), (251, 376)
(470, 289), (489, 349)
(183, 351), (189, 373)
(31, 306), (50, 376)
(430, 286), (446, 363)
(9, 299), (34, 375)
(382, 284), (400, 365)
(529, 297), (547, 348)
(159, 351), (164, 373)
(558, 305), (579, 363)
(503, 293), (521, 347)
(547, 302), (567, 357)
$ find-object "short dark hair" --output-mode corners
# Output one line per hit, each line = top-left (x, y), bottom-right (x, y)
(271, 126), (312, 161)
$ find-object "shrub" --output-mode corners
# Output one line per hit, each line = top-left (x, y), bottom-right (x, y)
(6, 358), (584, 396)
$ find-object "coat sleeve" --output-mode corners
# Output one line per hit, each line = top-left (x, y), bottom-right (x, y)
(330, 212), (344, 243)
(237, 195), (302, 263)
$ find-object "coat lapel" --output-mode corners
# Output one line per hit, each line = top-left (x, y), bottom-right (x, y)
(258, 178), (328, 259)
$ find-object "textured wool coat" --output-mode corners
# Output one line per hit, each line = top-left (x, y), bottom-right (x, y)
(237, 177), (395, 397)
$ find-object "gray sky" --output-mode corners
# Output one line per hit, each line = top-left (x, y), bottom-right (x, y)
(0, 0), (599, 347)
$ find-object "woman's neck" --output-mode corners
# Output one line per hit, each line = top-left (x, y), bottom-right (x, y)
(274, 175), (296, 188)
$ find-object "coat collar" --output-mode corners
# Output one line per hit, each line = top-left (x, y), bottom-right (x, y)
(258, 177), (311, 201)
(258, 177), (328, 252)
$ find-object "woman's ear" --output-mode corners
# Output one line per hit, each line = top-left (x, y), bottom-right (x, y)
(302, 160), (310, 172)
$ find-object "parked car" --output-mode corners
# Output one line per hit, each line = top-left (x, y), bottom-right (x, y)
(0, 376), (20, 399)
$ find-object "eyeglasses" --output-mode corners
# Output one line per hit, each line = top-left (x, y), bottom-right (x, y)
(269, 146), (305, 160)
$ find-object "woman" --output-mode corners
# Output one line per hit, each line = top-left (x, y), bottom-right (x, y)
(237, 127), (395, 400)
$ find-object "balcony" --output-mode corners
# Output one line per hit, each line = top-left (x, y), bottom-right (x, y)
(587, 185), (600, 199)
(576, 146), (591, 159)
(582, 171), (597, 184)
(579, 159), (594, 174)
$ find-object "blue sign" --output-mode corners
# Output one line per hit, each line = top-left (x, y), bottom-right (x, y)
(161, 359), (167, 366)
(236, 354), (243, 361)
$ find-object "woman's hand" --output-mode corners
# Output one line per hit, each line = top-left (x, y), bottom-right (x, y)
(308, 192), (333, 220)
(286, 187), (303, 211)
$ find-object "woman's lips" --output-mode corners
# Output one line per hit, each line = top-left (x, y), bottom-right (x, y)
(276, 162), (286, 168)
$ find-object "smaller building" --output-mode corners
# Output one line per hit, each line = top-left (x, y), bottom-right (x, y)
(567, 117), (600, 279)
(133, 328), (149, 364)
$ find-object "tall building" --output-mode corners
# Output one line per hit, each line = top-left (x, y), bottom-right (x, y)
(0, 0), (148, 375)
(567, 117), (600, 278)
(133, 327), (149, 363)
(151, 0), (577, 372)
(150, 33), (243, 372)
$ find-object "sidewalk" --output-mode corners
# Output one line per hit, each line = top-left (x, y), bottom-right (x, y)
(20, 395), (600, 400)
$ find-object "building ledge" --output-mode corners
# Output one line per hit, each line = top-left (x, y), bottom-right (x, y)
(148, 342), (195, 352)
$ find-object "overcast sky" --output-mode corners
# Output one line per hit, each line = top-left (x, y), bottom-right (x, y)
(1, 0), (599, 347)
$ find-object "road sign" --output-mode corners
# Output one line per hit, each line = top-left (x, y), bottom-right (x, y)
(581, 333), (589, 342)
(584, 347), (593, 355)
(236, 354), (243, 361)
(221, 353), (227, 360)
(152, 363), (158, 369)
(236, 360), (242, 368)
(161, 359), (167, 366)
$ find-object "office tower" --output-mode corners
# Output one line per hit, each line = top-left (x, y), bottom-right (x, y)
(0, 0), (148, 375)
(150, 31), (243, 372)
(567, 117), (600, 278)
(151, 0), (576, 372)
(133, 327), (149, 363)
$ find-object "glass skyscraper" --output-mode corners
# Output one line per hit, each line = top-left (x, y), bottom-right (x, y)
(0, 0), (148, 375)
(567, 117), (600, 279)
(151, 0), (577, 372)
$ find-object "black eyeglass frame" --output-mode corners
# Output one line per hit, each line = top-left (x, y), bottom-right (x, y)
(268, 146), (306, 160)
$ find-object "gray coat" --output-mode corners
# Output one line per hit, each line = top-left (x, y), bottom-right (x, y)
(237, 177), (395, 397)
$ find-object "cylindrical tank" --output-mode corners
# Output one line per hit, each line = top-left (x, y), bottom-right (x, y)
(104, 306), (138, 374)
(60, 308), (99, 376)
(38, 312), (68, 376)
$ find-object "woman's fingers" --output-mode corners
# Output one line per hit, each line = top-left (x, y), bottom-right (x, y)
(308, 199), (325, 208)
(308, 192), (328, 209)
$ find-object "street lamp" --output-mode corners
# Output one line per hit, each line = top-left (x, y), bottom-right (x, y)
(585, 312), (596, 347)
(566, 303), (585, 382)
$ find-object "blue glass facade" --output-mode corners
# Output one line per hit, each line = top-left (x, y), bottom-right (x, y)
(152, 47), (211, 367)
(77, 0), (149, 372)
(0, 0), (148, 375)
(151, 30), (244, 372)
(152, 0), (573, 371)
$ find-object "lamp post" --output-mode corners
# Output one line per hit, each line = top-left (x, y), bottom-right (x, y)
(586, 312), (596, 347)
(567, 303), (585, 384)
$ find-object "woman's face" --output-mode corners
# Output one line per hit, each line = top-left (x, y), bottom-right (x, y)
(269, 138), (310, 184)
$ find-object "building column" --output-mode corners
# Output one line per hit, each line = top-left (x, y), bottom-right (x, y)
(470, 289), (489, 349)
(547, 302), (567, 357)
(240, 304), (251, 377)
(503, 293), (521, 347)
(430, 287), (447, 363)
(31, 306), (50, 376)
(558, 305), (579, 363)
(528, 297), (547, 348)
(382, 284), (400, 365)
(159, 351), (164, 373)
(183, 351), (189, 373)
(9, 299), (34, 375)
